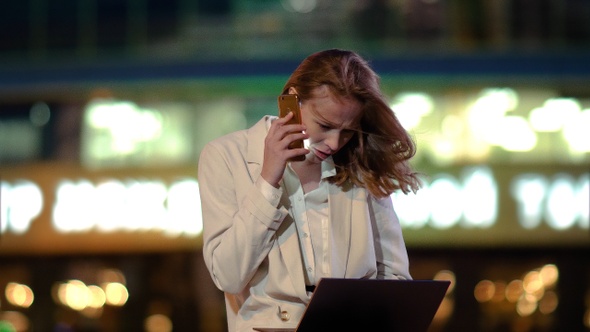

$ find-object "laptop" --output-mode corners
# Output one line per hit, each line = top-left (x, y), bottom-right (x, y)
(254, 278), (450, 332)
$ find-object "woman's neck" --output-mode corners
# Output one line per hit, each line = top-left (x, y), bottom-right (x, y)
(291, 160), (321, 193)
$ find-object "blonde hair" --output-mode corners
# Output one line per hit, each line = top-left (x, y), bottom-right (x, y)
(282, 49), (421, 197)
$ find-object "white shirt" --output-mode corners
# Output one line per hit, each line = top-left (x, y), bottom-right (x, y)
(255, 158), (337, 288)
(284, 159), (336, 287)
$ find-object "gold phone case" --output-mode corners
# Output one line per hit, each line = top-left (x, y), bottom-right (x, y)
(278, 94), (305, 161)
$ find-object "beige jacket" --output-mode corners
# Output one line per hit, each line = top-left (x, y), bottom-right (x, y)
(198, 116), (411, 332)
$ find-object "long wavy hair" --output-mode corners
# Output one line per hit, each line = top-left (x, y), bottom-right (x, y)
(282, 49), (421, 198)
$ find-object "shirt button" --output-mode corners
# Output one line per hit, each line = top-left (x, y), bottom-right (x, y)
(307, 267), (313, 272)
(280, 310), (290, 322)
(303, 233), (308, 238)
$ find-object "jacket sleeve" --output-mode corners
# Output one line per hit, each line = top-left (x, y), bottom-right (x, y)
(369, 194), (412, 280)
(198, 141), (289, 294)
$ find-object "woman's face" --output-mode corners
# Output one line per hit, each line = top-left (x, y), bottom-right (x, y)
(295, 85), (362, 164)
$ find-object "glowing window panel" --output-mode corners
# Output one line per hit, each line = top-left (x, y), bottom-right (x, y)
(546, 174), (581, 230)
(511, 175), (547, 229)
(0, 180), (43, 235)
(167, 179), (203, 237)
(429, 175), (463, 229)
(577, 174), (590, 229)
(497, 116), (537, 152)
(392, 181), (431, 229)
(529, 98), (581, 132)
(390, 92), (434, 130)
(82, 99), (199, 168)
(563, 109), (590, 153)
(461, 167), (497, 228)
(282, 0), (317, 13)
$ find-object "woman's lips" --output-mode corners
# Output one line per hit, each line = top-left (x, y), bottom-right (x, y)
(313, 148), (330, 160)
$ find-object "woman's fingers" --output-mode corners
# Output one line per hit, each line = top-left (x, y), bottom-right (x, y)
(269, 114), (307, 149)
(261, 116), (309, 186)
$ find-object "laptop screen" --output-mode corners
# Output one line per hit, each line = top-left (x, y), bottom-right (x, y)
(255, 278), (450, 332)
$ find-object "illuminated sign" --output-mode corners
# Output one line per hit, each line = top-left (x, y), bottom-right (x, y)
(1, 178), (201, 237)
(1, 180), (44, 234)
(52, 178), (201, 236)
(512, 173), (589, 230)
(0, 164), (203, 254)
(394, 167), (498, 229)
(1, 168), (588, 235)
(0, 164), (588, 253)
(392, 166), (589, 232)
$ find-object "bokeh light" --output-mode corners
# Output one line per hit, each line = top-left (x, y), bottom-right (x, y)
(104, 282), (129, 306)
(5, 283), (34, 308)
(145, 314), (173, 332)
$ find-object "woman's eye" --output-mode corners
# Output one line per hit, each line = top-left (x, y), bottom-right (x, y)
(319, 124), (331, 130)
(343, 130), (356, 137)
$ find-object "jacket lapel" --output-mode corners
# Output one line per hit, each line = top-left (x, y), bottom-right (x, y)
(246, 116), (270, 181)
(276, 211), (308, 301)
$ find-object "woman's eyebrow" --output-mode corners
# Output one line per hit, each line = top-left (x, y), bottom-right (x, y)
(310, 105), (360, 129)
(311, 109), (338, 126)
(319, 118), (348, 129)
(342, 121), (362, 131)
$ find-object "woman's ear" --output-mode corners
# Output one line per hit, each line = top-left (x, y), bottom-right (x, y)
(288, 87), (298, 95)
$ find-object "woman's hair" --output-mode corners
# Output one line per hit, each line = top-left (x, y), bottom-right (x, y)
(282, 49), (421, 198)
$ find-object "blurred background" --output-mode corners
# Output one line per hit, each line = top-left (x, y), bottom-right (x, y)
(0, 0), (589, 331)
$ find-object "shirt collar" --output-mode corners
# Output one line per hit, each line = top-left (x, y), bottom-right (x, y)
(321, 157), (336, 180)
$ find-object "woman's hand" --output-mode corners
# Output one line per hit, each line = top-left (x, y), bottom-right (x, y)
(261, 112), (309, 188)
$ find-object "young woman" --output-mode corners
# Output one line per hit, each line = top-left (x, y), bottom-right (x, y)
(198, 49), (422, 331)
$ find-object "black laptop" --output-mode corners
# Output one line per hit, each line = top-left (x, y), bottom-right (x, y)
(254, 278), (450, 332)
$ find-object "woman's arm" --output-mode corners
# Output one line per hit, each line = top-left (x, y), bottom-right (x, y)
(369, 195), (412, 280)
(198, 141), (288, 294)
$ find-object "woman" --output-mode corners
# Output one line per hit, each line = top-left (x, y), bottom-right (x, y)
(198, 49), (421, 331)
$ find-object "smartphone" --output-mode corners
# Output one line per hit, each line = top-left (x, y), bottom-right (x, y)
(277, 94), (305, 161)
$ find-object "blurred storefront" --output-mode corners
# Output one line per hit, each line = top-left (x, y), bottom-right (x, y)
(1, 77), (588, 331)
(1, 0), (589, 331)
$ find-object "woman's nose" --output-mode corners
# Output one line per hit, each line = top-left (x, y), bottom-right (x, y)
(325, 132), (343, 152)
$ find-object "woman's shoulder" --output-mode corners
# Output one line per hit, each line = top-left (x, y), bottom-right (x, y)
(200, 129), (248, 163)
(201, 116), (270, 156)
(207, 128), (247, 147)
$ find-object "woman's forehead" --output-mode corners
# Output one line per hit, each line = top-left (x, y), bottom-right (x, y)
(306, 86), (362, 128)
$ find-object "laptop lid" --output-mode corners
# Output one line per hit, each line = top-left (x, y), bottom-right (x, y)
(255, 278), (450, 332)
